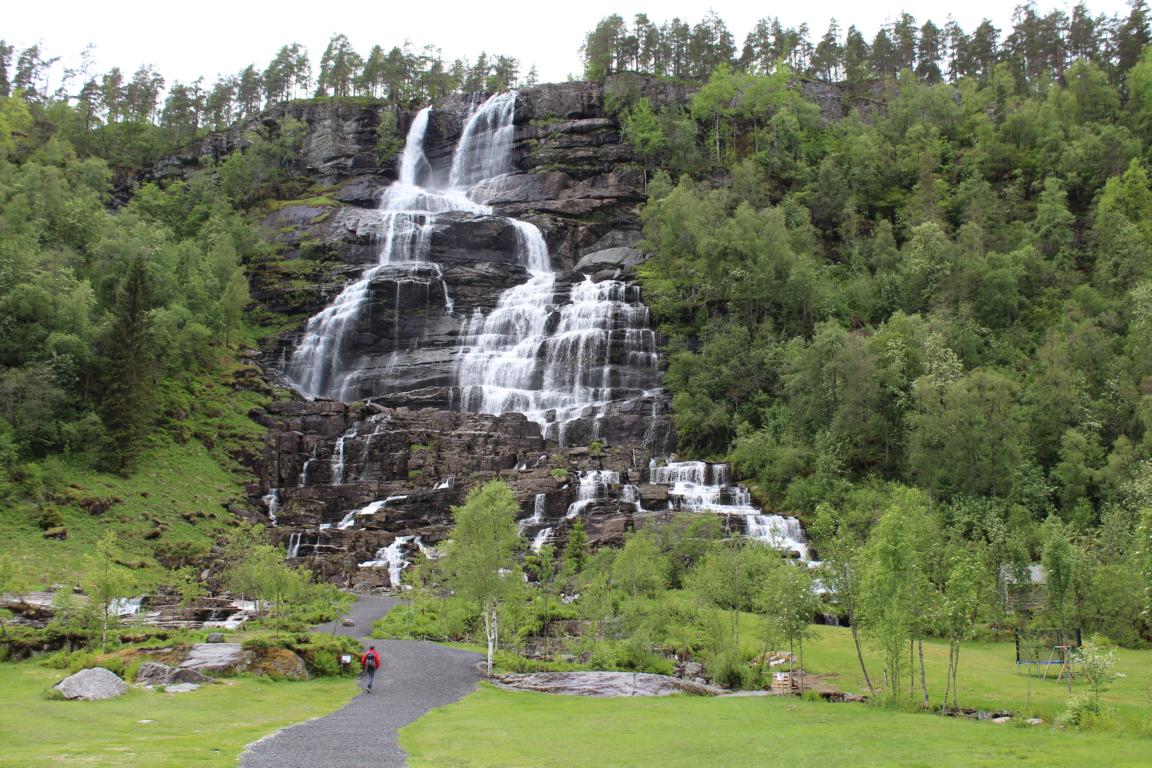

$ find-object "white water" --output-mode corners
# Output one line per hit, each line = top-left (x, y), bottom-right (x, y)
(287, 96), (513, 400)
(520, 492), (547, 533)
(111, 597), (143, 617)
(262, 489), (280, 527)
(331, 434), (348, 485)
(566, 470), (620, 519)
(359, 535), (427, 588)
(449, 91), (518, 188)
(284, 90), (663, 446)
(651, 460), (813, 561)
(532, 527), (553, 552)
(454, 272), (660, 444)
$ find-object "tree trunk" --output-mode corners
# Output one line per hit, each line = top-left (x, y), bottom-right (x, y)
(850, 622), (875, 696)
(798, 637), (805, 695)
(942, 641), (955, 713)
(909, 638), (915, 700)
(917, 636), (929, 708)
(952, 643), (960, 710)
(483, 600), (495, 677)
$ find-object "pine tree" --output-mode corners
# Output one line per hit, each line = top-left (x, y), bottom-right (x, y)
(98, 256), (154, 472)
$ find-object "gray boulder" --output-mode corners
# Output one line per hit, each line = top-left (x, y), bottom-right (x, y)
(134, 662), (176, 686)
(164, 683), (201, 694)
(493, 671), (722, 697)
(180, 643), (248, 675)
(136, 662), (215, 687)
(574, 247), (646, 278)
(205, 632), (226, 643)
(54, 667), (129, 701)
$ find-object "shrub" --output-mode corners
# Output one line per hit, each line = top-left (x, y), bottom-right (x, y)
(1056, 692), (1099, 728)
(708, 651), (752, 689)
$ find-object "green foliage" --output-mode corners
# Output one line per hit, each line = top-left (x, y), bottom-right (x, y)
(441, 480), (523, 674)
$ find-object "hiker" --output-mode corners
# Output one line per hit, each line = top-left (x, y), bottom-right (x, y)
(360, 645), (381, 693)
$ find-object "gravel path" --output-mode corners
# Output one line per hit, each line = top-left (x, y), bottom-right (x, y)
(239, 595), (481, 768)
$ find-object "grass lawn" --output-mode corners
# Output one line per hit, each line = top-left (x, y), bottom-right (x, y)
(0, 661), (356, 767)
(802, 625), (1152, 731)
(401, 684), (1152, 768)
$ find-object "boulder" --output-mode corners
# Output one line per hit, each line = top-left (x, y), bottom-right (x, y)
(249, 647), (310, 680)
(341, 618), (356, 627)
(134, 662), (176, 686)
(206, 633), (226, 643)
(179, 643), (248, 675)
(164, 683), (200, 694)
(493, 671), (722, 697)
(54, 668), (129, 701)
(136, 662), (215, 687)
(574, 247), (646, 277)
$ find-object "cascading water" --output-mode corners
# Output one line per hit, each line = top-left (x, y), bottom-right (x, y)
(651, 460), (814, 562)
(565, 470), (620, 519)
(454, 271), (661, 444)
(262, 489), (280, 527)
(360, 535), (435, 588)
(285, 100), (495, 400)
(284, 90), (663, 447)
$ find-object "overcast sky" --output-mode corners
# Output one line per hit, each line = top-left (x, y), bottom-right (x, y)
(4, 0), (1139, 89)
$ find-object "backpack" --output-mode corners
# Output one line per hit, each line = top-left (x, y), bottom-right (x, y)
(365, 653), (377, 672)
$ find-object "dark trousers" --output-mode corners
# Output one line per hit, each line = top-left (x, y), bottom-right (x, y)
(364, 666), (376, 689)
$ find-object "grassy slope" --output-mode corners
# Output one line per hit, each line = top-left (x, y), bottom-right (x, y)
(0, 662), (355, 767)
(0, 364), (270, 588)
(402, 685), (1151, 768)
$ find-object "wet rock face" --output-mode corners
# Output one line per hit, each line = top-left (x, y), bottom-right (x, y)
(236, 83), (686, 582)
(252, 399), (673, 580)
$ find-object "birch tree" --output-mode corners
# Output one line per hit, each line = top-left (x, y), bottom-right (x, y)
(444, 480), (521, 676)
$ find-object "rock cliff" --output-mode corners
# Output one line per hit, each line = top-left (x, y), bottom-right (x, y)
(230, 82), (682, 582)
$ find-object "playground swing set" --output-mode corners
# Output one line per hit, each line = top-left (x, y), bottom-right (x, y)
(1014, 628), (1082, 682)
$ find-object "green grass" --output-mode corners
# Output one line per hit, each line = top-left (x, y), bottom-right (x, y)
(0, 661), (355, 767)
(0, 362), (270, 588)
(400, 684), (1152, 768)
(801, 625), (1152, 731)
(0, 443), (245, 587)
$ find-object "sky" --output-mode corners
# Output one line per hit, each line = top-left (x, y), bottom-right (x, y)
(3, 0), (1139, 90)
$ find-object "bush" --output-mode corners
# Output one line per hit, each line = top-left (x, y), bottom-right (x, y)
(242, 633), (361, 677)
(289, 635), (362, 677)
(374, 599), (475, 642)
(587, 640), (675, 676)
(708, 651), (752, 689)
(1056, 692), (1100, 728)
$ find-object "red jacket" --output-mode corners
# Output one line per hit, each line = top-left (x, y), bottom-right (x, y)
(361, 649), (381, 670)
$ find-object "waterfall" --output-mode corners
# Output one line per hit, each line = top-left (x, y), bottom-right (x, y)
(566, 470), (619, 519)
(286, 532), (303, 559)
(399, 107), (432, 184)
(448, 91), (518, 189)
(359, 535), (427, 588)
(282, 90), (664, 448)
(110, 597), (143, 617)
(262, 489), (280, 527)
(284, 100), (498, 400)
(331, 435), (348, 486)
(520, 492), (547, 533)
(532, 527), (553, 553)
(649, 460), (814, 563)
(453, 273), (659, 444)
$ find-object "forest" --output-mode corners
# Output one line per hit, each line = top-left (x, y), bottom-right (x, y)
(0, 3), (1150, 738)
